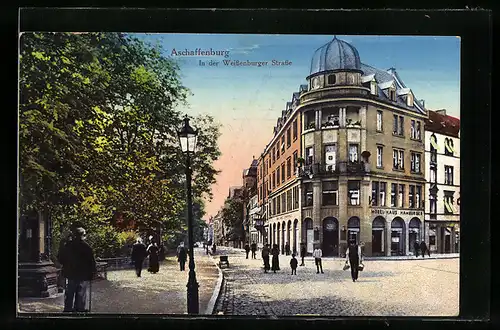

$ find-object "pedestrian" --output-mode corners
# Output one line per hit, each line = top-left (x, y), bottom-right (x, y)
(271, 244), (280, 273)
(244, 242), (250, 259)
(131, 238), (148, 277)
(420, 240), (430, 257)
(285, 242), (291, 256)
(312, 245), (324, 274)
(261, 244), (271, 273)
(147, 241), (160, 274)
(58, 226), (97, 313)
(212, 243), (217, 254)
(345, 239), (362, 282)
(177, 242), (188, 271)
(300, 242), (306, 266)
(290, 253), (298, 275)
(251, 241), (257, 259)
(413, 241), (420, 257)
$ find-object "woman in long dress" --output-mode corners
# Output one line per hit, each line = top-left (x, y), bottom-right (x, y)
(271, 244), (280, 273)
(147, 242), (160, 274)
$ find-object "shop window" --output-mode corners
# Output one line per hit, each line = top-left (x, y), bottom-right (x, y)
(322, 181), (339, 206)
(348, 180), (361, 206)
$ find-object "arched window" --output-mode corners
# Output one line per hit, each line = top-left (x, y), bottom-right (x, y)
(327, 74), (337, 85)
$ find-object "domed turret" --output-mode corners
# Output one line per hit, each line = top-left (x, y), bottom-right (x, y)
(309, 36), (361, 76)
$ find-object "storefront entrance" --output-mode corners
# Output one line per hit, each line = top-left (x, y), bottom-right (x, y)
(391, 217), (405, 256)
(371, 216), (386, 256)
(408, 217), (422, 254)
(322, 217), (339, 256)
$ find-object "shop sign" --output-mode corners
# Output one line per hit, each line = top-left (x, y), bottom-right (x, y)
(371, 209), (423, 217)
(325, 223), (337, 231)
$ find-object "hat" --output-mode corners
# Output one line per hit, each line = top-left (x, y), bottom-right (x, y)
(73, 227), (86, 237)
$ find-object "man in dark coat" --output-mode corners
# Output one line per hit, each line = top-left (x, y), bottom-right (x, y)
(58, 227), (97, 312)
(244, 242), (250, 259)
(285, 242), (291, 256)
(250, 242), (257, 259)
(131, 238), (148, 277)
(345, 240), (362, 282)
(261, 244), (270, 273)
(300, 242), (306, 266)
(413, 241), (420, 257)
(177, 243), (188, 271)
(271, 244), (280, 273)
(420, 241), (430, 257)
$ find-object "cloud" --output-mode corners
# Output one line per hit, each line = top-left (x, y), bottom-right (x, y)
(228, 44), (261, 55)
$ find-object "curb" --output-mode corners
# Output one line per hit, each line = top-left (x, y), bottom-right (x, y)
(204, 252), (224, 315)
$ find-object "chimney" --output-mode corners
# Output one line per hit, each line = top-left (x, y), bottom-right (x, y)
(419, 99), (425, 108)
(436, 109), (447, 116)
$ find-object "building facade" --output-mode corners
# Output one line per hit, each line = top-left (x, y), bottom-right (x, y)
(424, 109), (460, 253)
(255, 37), (430, 257)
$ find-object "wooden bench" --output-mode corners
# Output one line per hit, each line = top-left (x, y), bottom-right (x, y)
(218, 255), (229, 268)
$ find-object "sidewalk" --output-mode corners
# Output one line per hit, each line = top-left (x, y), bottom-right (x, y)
(212, 246), (459, 261)
(18, 248), (219, 314)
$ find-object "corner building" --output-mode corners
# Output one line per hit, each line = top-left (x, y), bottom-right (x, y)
(257, 37), (429, 257)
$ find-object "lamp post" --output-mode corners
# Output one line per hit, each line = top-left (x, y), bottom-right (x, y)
(177, 116), (199, 314)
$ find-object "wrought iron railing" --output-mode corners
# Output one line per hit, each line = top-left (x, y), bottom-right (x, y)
(298, 161), (369, 178)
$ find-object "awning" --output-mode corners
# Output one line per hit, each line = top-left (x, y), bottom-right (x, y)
(249, 207), (262, 215)
(444, 199), (453, 213)
(430, 139), (440, 151)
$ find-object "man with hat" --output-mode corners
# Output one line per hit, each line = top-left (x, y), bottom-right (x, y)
(58, 225), (97, 312)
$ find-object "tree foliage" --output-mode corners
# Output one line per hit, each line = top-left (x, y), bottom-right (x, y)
(19, 32), (221, 256)
(221, 197), (244, 242)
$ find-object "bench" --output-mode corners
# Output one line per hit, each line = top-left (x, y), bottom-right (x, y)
(95, 262), (109, 280)
(218, 255), (229, 268)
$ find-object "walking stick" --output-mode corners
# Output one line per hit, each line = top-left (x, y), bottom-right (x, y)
(88, 280), (92, 313)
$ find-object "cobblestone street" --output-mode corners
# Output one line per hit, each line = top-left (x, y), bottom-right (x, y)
(213, 247), (459, 316)
(18, 249), (219, 314)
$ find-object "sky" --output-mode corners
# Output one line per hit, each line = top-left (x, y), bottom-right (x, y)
(135, 34), (461, 220)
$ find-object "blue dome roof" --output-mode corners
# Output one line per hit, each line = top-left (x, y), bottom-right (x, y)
(310, 37), (362, 75)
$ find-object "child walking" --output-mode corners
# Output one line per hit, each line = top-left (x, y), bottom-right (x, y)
(290, 253), (298, 275)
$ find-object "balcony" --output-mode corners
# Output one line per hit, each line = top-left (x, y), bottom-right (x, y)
(298, 161), (370, 178)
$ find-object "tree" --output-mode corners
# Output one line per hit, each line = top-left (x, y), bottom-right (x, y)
(221, 197), (245, 243)
(19, 32), (222, 256)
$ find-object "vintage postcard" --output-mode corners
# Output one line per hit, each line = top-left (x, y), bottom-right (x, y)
(17, 32), (460, 317)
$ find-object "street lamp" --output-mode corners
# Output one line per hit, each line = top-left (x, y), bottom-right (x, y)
(177, 115), (199, 314)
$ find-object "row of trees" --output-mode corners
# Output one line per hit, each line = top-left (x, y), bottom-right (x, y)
(19, 32), (221, 258)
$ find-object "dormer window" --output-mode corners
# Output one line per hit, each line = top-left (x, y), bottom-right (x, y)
(370, 81), (377, 95)
(407, 93), (414, 107)
(389, 89), (396, 101)
(327, 74), (337, 85)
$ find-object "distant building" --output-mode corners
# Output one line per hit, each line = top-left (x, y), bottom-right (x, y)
(424, 109), (460, 253)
